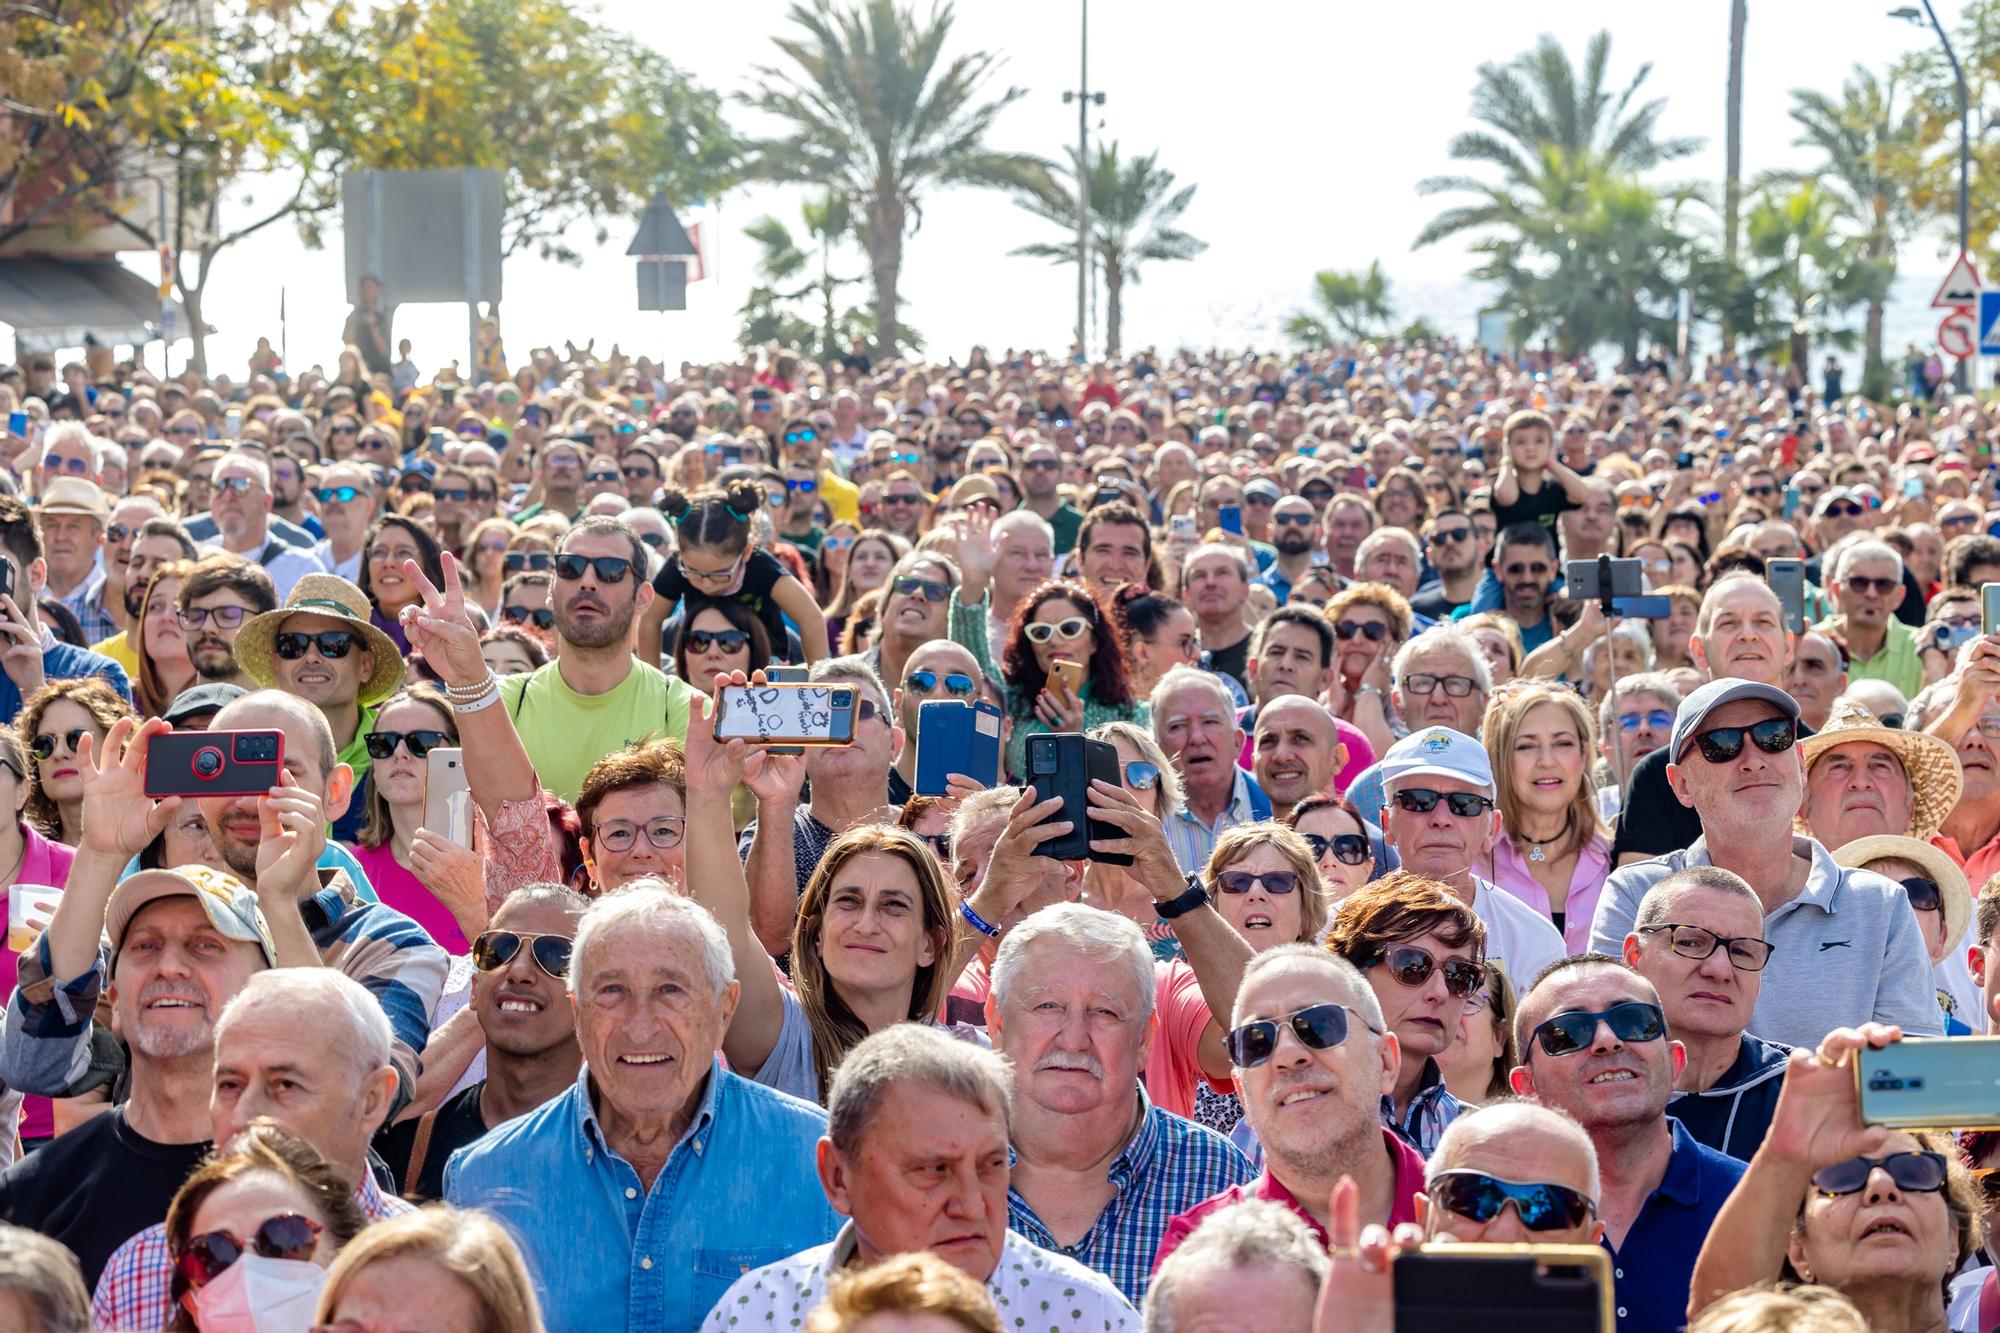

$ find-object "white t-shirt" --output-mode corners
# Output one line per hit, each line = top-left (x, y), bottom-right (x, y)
(1472, 876), (1569, 990)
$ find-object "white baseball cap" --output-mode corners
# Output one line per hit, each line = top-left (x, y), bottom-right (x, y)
(1380, 726), (1494, 793)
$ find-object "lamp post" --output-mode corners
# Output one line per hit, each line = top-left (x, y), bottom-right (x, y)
(1893, 3), (1970, 388)
(1062, 0), (1104, 362)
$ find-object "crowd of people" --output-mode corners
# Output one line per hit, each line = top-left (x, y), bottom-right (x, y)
(0, 331), (1995, 1332)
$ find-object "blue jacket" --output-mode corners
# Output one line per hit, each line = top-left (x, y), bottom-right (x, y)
(1666, 1033), (1791, 1162)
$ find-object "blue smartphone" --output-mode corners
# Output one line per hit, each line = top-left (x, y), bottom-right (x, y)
(1218, 503), (1243, 535)
(5, 412), (24, 438)
(914, 699), (1002, 796)
(1782, 486), (1801, 520)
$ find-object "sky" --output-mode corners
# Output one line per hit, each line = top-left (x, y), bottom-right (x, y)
(31, 0), (1977, 378)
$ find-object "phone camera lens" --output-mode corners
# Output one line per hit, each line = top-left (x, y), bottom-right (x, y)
(192, 746), (224, 779)
(832, 688), (853, 707)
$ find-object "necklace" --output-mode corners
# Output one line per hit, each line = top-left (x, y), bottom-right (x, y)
(1522, 818), (1570, 864)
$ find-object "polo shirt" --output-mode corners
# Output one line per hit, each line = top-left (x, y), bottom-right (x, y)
(1602, 1119), (1746, 1333)
(499, 659), (696, 803)
(1045, 501), (1084, 556)
(1830, 615), (1925, 698)
(1164, 767), (1269, 875)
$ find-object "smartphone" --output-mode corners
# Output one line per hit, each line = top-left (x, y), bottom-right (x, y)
(144, 730), (286, 799)
(1674, 450), (1693, 469)
(1093, 485), (1124, 510)
(1049, 658), (1088, 695)
(0, 559), (16, 606)
(428, 428), (447, 452)
(1904, 475), (1926, 500)
(5, 411), (25, 438)
(1983, 583), (2000, 638)
(1563, 558), (1643, 603)
(1936, 623), (1978, 654)
(1218, 503), (1243, 535)
(1857, 1036), (2000, 1129)
(1170, 514), (1197, 541)
(1027, 733), (1130, 865)
(1768, 558), (1806, 634)
(222, 410), (242, 438)
(423, 748), (472, 850)
(719, 443), (745, 468)
(522, 404), (548, 428)
(914, 700), (1003, 796)
(712, 683), (858, 746)
(1782, 485), (1801, 520)
(760, 666), (811, 753)
(441, 385), (457, 407)
(1393, 1245), (1612, 1332)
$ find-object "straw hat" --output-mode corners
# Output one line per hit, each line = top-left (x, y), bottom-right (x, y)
(1798, 699), (1962, 838)
(1832, 834), (1971, 959)
(234, 574), (405, 707)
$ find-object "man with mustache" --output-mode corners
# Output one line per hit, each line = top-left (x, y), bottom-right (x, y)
(174, 554), (276, 687)
(87, 516), (196, 679)
(1511, 957), (1745, 1333)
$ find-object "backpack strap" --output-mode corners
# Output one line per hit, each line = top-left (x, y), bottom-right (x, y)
(402, 1110), (440, 1197)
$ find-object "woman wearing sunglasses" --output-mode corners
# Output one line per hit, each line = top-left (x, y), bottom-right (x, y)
(164, 1121), (367, 1332)
(20, 676), (132, 850)
(1480, 680), (1612, 952)
(1323, 583), (1411, 759)
(1283, 792), (1376, 907)
(1326, 871), (1487, 1156)
(352, 684), (480, 955)
(671, 601), (770, 699)
(1690, 1024), (1980, 1333)
(134, 559), (199, 720)
(1832, 837), (1975, 1035)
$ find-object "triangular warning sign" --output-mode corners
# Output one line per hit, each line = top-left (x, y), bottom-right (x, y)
(1933, 252), (1983, 308)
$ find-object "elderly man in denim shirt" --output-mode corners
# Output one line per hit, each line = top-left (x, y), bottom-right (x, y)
(444, 882), (838, 1333)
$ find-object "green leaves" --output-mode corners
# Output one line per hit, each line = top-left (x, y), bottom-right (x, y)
(1287, 262), (1396, 347)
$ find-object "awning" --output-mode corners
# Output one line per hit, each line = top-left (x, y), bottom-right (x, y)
(0, 257), (194, 355)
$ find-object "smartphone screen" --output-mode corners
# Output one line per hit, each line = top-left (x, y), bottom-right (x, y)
(1858, 1037), (2000, 1129)
(1218, 503), (1243, 535)
(1983, 583), (2000, 637)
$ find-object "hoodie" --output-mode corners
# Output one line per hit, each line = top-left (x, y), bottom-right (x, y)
(1666, 1032), (1792, 1162)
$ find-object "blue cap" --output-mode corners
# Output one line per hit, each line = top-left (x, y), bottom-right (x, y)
(400, 458), (437, 481)
(1380, 726), (1493, 793)
(1669, 677), (1800, 764)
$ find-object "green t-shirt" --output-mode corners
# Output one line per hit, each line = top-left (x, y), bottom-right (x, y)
(497, 660), (696, 803)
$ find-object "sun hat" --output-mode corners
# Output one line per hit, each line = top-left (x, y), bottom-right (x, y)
(1832, 834), (1970, 959)
(1799, 699), (1962, 838)
(233, 573), (405, 706)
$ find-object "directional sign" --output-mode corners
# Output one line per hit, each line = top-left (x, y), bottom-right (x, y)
(1933, 252), (1984, 308)
(1980, 291), (2000, 355)
(1941, 306), (1978, 360)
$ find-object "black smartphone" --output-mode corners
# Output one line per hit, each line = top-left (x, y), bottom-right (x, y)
(1768, 558), (1806, 634)
(1093, 485), (1124, 509)
(1027, 733), (1130, 865)
(522, 404), (547, 428)
(145, 730), (286, 799)
(1393, 1245), (1612, 1332)
(0, 558), (16, 606)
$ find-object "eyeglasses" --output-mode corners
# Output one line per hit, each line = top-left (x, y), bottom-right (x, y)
(1225, 1003), (1376, 1068)
(906, 670), (976, 697)
(177, 1214), (322, 1290)
(314, 486), (364, 504)
(364, 729), (451, 759)
(29, 728), (88, 760)
(1618, 710), (1675, 733)
(1124, 760), (1161, 790)
(1529, 1000), (1666, 1057)
(1638, 923), (1774, 971)
(1303, 831), (1370, 865)
(1811, 1151), (1948, 1198)
(592, 816), (687, 853)
(892, 576), (951, 603)
(1213, 869), (1303, 897)
(1902, 876), (1942, 913)
(502, 606), (556, 629)
(1681, 716), (1795, 764)
(1025, 617), (1090, 643)
(1402, 673), (1479, 697)
(471, 929), (573, 981)
(1391, 787), (1495, 818)
(1365, 944), (1485, 997)
(177, 605), (250, 631)
(682, 551), (745, 587)
(1334, 620), (1389, 642)
(686, 628), (751, 654)
(1427, 1171), (1595, 1233)
(368, 546), (419, 566)
(1428, 526), (1472, 546)
(553, 554), (632, 584)
(274, 630), (357, 660)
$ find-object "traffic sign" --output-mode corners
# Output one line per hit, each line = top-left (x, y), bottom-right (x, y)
(1941, 307), (1978, 360)
(1933, 252), (1983, 308)
(1980, 291), (2000, 355)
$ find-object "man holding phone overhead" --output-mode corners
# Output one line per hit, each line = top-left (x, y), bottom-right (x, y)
(0, 493), (130, 723)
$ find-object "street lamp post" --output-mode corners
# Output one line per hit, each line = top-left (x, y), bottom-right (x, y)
(1892, 2), (1969, 260)
(1063, 0), (1104, 362)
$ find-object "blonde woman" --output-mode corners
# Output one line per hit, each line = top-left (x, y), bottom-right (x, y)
(1457, 611), (1525, 688)
(1480, 680), (1612, 951)
(314, 1206), (543, 1333)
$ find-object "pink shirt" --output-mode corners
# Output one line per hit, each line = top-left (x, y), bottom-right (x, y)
(1487, 833), (1612, 954)
(3, 823), (76, 1141)
(1145, 959), (1226, 1119)
(351, 842), (470, 955)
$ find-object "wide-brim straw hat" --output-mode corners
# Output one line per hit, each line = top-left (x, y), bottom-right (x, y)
(1832, 834), (1971, 959)
(1799, 700), (1963, 839)
(234, 573), (405, 707)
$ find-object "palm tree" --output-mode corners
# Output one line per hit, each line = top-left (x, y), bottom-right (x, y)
(1010, 142), (1206, 357)
(1743, 181), (1893, 371)
(1284, 262), (1396, 346)
(1766, 67), (1925, 396)
(741, 0), (1053, 355)
(1416, 30), (1701, 251)
(738, 194), (863, 357)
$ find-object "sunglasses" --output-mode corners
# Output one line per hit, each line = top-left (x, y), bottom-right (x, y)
(1225, 1003), (1373, 1068)
(1811, 1150), (1948, 1198)
(364, 729), (451, 759)
(213, 476), (257, 494)
(1529, 999), (1666, 1057)
(30, 728), (89, 760)
(1824, 503), (1864, 519)
(274, 630), (358, 661)
(1303, 831), (1369, 865)
(1681, 715), (1795, 764)
(1618, 710), (1675, 733)
(1334, 620), (1389, 642)
(783, 429), (818, 445)
(592, 816), (687, 853)
(1365, 944), (1484, 997)
(1638, 923), (1774, 971)
(1428, 1171), (1596, 1233)
(1902, 876), (1942, 913)
(785, 478), (818, 493)
(553, 554), (632, 583)
(177, 1214), (322, 1291)
(892, 576), (951, 603)
(314, 485), (364, 504)
(884, 491), (924, 505)
(1213, 869), (1303, 896)
(1392, 787), (1494, 818)
(686, 628), (751, 654)
(1403, 672), (1478, 697)
(1124, 760), (1161, 790)
(622, 465), (659, 480)
(1429, 526), (1473, 546)
(586, 470), (620, 484)
(502, 606), (556, 629)
(177, 605), (250, 630)
(435, 486), (472, 502)
(1272, 512), (1315, 527)
(906, 669), (976, 697)
(1023, 457), (1061, 471)
(504, 552), (553, 573)
(1025, 617), (1090, 643)
(472, 929), (573, 980)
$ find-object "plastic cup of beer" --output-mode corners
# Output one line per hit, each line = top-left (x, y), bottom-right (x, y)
(6, 884), (61, 953)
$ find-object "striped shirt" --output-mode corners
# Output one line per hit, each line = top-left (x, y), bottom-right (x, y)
(1163, 768), (1263, 875)
(92, 1173), (413, 1330)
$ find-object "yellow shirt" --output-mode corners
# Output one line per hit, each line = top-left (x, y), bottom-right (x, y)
(818, 469), (860, 525)
(92, 629), (139, 678)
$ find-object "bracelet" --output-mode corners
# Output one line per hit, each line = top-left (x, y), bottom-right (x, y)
(444, 671), (497, 699)
(1354, 684), (1382, 700)
(452, 685), (501, 714)
(958, 900), (1002, 940)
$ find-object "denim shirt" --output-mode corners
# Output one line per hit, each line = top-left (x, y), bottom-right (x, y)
(443, 1060), (839, 1333)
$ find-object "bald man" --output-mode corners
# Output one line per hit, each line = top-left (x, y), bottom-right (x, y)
(1252, 697), (1346, 820)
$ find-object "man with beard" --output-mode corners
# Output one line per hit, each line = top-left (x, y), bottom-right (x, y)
(199, 451), (325, 599)
(1511, 958), (1746, 1333)
(0, 863), (275, 1284)
(38, 478), (114, 643)
(176, 554), (277, 687)
(1489, 523), (1558, 652)
(1253, 697), (1346, 821)
(1183, 546), (1254, 691)
(497, 516), (697, 802)
(90, 516), (194, 676)
(1256, 496), (1321, 605)
(1410, 509), (1483, 620)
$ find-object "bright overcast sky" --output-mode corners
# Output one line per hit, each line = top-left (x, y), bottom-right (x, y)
(96, 0), (1967, 378)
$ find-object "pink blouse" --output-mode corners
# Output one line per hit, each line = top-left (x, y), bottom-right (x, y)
(1487, 833), (1612, 954)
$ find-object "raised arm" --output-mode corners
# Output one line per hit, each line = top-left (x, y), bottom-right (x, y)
(46, 718), (181, 982)
(771, 575), (830, 664)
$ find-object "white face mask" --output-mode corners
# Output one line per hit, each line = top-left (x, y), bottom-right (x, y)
(190, 1252), (328, 1333)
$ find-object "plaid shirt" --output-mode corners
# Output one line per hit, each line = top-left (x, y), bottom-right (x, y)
(91, 1174), (413, 1330)
(1380, 1056), (1463, 1159)
(56, 565), (116, 646)
(1007, 1087), (1254, 1306)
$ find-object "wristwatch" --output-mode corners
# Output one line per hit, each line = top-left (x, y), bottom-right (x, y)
(1154, 874), (1210, 921)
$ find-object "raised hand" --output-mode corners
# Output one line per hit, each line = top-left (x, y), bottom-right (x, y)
(952, 506), (998, 595)
(1312, 1175), (1413, 1333)
(1763, 1025), (1900, 1170)
(254, 769), (328, 905)
(681, 673), (748, 799)
(75, 718), (180, 859)
(1084, 779), (1182, 898)
(410, 826), (488, 937)
(0, 594), (44, 696)
(398, 552), (486, 688)
(967, 786), (1071, 927)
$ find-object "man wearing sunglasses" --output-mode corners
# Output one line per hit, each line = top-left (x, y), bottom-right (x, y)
(890, 642), (986, 805)
(1410, 508), (1485, 621)
(1823, 540), (1925, 699)
(1511, 957), (1745, 1333)
(1255, 496), (1321, 606)
(199, 452), (327, 601)
(306, 462), (376, 583)
(1591, 677), (1941, 1049)
(377, 884), (588, 1202)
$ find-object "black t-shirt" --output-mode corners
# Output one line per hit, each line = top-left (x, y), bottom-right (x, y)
(1408, 583), (1468, 621)
(374, 1082), (491, 1202)
(1610, 718), (1818, 862)
(652, 548), (793, 662)
(0, 1108), (209, 1284)
(1490, 476), (1577, 537)
(1205, 635), (1251, 694)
